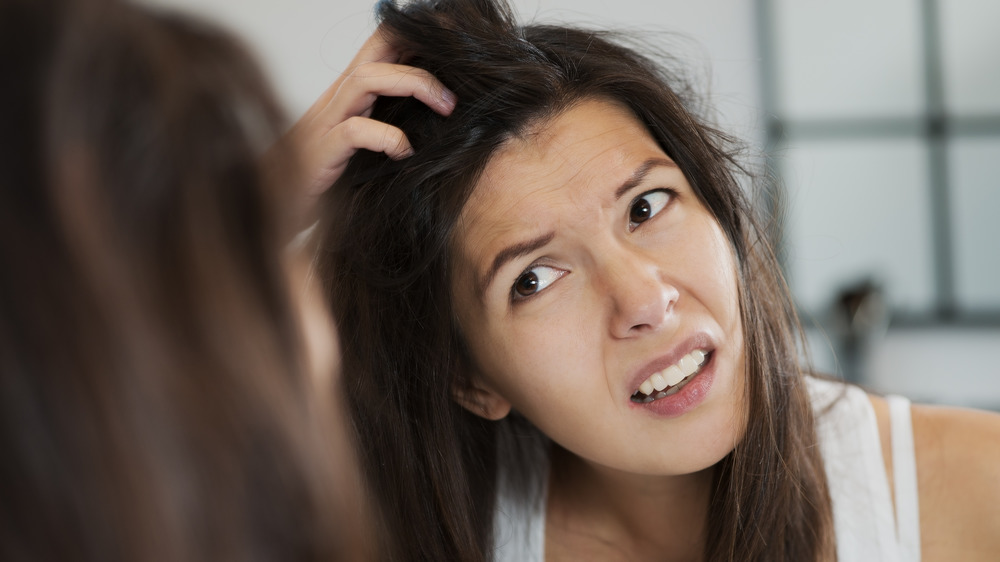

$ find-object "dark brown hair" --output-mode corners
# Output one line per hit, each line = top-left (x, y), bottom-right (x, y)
(0, 0), (367, 560)
(317, 0), (833, 559)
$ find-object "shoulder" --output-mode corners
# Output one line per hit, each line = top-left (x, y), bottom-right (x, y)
(869, 394), (1000, 561)
(911, 403), (1000, 561)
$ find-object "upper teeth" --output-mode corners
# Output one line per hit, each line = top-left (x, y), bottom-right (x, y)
(637, 349), (707, 397)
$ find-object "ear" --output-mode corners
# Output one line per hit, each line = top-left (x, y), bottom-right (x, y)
(452, 376), (512, 421)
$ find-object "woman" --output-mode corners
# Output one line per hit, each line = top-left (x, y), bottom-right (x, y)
(0, 0), (450, 559)
(315, 0), (1000, 560)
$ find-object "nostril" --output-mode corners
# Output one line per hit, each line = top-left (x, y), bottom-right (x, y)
(613, 287), (677, 338)
(603, 253), (678, 338)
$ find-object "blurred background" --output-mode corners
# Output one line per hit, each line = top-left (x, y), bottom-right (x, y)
(140, 0), (1000, 410)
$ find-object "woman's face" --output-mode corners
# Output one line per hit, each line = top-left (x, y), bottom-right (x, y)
(451, 98), (746, 476)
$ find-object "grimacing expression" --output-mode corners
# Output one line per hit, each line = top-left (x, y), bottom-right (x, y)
(451, 98), (747, 476)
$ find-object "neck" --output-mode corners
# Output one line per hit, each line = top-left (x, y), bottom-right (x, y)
(546, 445), (713, 562)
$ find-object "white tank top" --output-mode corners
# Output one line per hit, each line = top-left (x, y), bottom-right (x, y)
(809, 377), (921, 561)
(492, 376), (921, 561)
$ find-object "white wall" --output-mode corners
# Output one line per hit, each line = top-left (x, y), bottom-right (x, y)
(806, 326), (1000, 410)
(867, 329), (1000, 410)
(139, 0), (383, 118)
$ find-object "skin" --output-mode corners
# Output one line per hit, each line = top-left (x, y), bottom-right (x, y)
(870, 396), (1000, 562)
(451, 98), (747, 560)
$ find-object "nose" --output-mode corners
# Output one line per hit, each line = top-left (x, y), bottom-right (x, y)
(601, 246), (679, 339)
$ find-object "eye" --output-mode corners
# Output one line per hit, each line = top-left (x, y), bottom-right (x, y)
(628, 189), (673, 230)
(512, 265), (565, 300)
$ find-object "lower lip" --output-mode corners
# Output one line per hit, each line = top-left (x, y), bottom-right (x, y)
(629, 354), (716, 418)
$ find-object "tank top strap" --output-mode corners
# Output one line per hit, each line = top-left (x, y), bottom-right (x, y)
(887, 395), (921, 561)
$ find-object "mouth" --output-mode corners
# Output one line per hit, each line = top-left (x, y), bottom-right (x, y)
(630, 349), (712, 404)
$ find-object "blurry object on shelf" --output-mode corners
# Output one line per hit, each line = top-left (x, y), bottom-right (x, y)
(828, 278), (890, 384)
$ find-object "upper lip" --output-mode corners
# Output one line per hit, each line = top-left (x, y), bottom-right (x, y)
(624, 331), (716, 396)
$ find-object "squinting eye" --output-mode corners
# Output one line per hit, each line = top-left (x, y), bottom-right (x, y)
(629, 190), (672, 229)
(512, 265), (564, 299)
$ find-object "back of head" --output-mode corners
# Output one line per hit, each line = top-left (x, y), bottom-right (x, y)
(320, 0), (831, 560)
(1, 1), (367, 560)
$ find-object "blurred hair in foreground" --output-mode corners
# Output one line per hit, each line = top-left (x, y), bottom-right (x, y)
(0, 0), (369, 559)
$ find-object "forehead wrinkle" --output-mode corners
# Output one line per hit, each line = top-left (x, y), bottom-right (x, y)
(506, 127), (634, 220)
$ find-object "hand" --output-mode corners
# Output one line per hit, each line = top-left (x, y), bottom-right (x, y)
(278, 27), (457, 226)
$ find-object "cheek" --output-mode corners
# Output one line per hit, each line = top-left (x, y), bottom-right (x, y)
(475, 321), (567, 395)
(688, 220), (742, 327)
(472, 303), (601, 410)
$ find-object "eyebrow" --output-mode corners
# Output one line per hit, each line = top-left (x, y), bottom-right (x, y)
(476, 157), (677, 299)
(614, 157), (677, 200)
(478, 231), (555, 299)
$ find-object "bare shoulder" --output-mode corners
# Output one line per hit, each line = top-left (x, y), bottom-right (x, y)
(911, 403), (1000, 561)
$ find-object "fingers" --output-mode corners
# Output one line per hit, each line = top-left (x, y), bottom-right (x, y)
(333, 61), (457, 120)
(285, 27), (456, 208)
(304, 27), (401, 116)
(299, 116), (414, 197)
(297, 28), (398, 123)
(335, 116), (414, 161)
(328, 27), (456, 121)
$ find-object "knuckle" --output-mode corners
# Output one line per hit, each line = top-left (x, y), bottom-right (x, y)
(382, 129), (409, 154)
(391, 131), (409, 151)
(345, 62), (371, 83)
(354, 60), (386, 79)
(380, 127), (402, 149)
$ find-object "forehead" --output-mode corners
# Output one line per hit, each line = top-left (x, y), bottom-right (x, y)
(454, 98), (669, 249)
